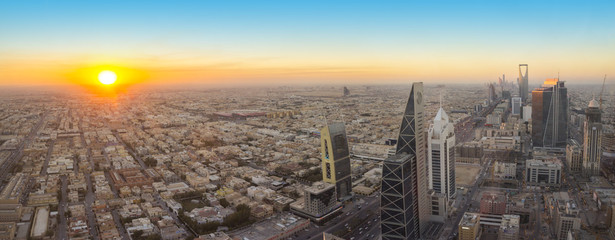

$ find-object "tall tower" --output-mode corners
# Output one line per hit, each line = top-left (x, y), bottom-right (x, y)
(428, 107), (456, 200)
(582, 98), (602, 177)
(531, 78), (568, 148)
(381, 82), (428, 239)
(519, 64), (529, 102)
(320, 122), (352, 200)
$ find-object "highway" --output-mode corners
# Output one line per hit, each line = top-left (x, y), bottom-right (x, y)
(292, 193), (380, 240)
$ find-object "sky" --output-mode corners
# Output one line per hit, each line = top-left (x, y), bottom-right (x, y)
(1, 0), (614, 87)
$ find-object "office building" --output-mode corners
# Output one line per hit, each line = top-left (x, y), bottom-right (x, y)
(459, 212), (481, 240)
(582, 98), (602, 177)
(320, 122), (352, 200)
(428, 106), (456, 200)
(518, 64), (528, 102)
(566, 140), (583, 173)
(511, 96), (521, 115)
(531, 78), (568, 148)
(525, 158), (562, 187)
(498, 215), (520, 240)
(381, 82), (428, 239)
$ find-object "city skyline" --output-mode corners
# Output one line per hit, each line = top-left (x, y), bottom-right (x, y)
(1, 1), (614, 87)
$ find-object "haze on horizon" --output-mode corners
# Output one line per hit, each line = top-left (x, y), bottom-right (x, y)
(1, 0), (614, 87)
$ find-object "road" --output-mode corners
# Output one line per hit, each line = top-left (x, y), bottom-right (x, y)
(290, 193), (380, 240)
(445, 158), (492, 239)
(57, 175), (68, 240)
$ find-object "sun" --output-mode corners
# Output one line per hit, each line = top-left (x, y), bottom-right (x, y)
(98, 70), (117, 85)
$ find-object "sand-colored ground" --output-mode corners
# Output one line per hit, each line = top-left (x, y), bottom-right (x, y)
(456, 164), (481, 186)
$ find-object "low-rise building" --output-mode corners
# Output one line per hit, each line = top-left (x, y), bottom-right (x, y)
(525, 158), (562, 187)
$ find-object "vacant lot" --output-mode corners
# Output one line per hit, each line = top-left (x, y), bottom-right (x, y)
(456, 164), (481, 186)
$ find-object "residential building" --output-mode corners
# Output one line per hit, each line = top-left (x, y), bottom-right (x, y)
(480, 192), (507, 215)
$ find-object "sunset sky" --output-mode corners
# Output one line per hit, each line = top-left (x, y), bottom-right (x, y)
(1, 1), (614, 86)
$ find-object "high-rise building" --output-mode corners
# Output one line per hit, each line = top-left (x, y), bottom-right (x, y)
(566, 139), (583, 173)
(381, 82), (428, 239)
(459, 212), (481, 240)
(488, 83), (497, 104)
(320, 122), (352, 200)
(531, 78), (568, 148)
(519, 64), (528, 102)
(582, 98), (602, 177)
(428, 107), (456, 200)
(511, 96), (521, 115)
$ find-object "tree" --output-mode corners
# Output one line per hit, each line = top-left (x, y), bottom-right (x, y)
(219, 198), (230, 208)
(222, 204), (252, 229)
(144, 157), (157, 167)
(132, 230), (144, 239)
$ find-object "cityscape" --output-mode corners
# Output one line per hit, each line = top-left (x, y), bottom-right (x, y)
(1, 1), (615, 240)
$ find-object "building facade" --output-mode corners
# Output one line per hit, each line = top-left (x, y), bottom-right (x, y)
(381, 82), (428, 239)
(582, 99), (602, 177)
(531, 78), (568, 148)
(320, 122), (352, 200)
(525, 159), (562, 186)
(511, 96), (521, 115)
(566, 140), (583, 173)
(428, 107), (456, 200)
(303, 182), (337, 217)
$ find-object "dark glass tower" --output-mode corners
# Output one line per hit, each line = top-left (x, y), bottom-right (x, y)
(381, 82), (428, 239)
(531, 79), (568, 148)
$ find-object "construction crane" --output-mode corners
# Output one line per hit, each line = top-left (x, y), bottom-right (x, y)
(599, 75), (606, 109)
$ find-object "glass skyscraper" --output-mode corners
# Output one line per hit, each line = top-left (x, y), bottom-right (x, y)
(531, 79), (568, 148)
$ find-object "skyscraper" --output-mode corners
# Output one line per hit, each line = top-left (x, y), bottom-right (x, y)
(519, 64), (528, 102)
(582, 98), (602, 177)
(381, 82), (428, 239)
(531, 78), (568, 148)
(511, 96), (521, 115)
(320, 122), (352, 200)
(488, 83), (497, 104)
(428, 106), (456, 200)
